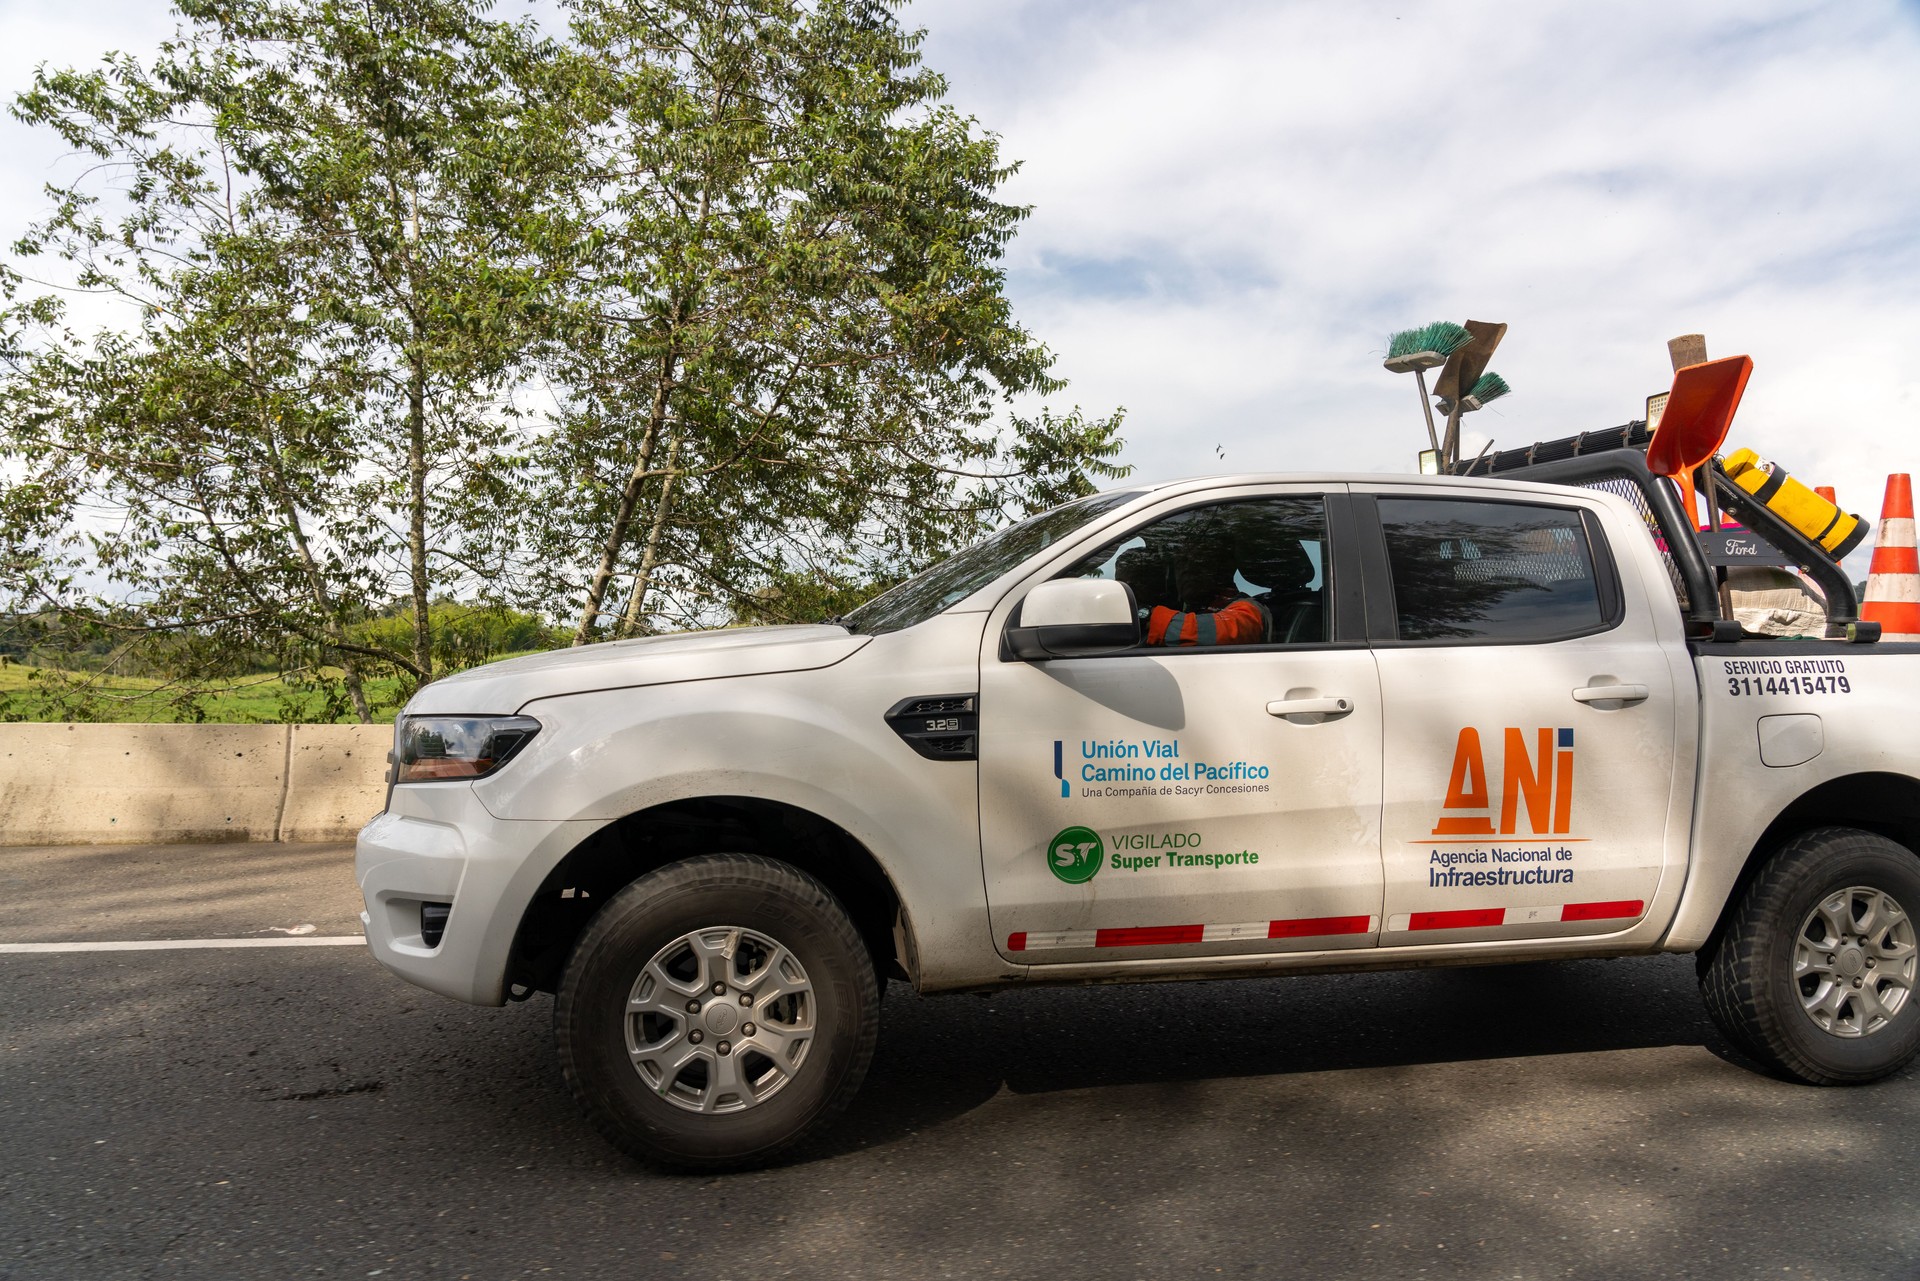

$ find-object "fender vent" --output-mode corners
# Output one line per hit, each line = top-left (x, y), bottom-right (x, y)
(901, 696), (973, 715)
(885, 694), (979, 761)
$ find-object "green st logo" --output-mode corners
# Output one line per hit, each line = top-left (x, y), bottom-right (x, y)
(1047, 826), (1104, 884)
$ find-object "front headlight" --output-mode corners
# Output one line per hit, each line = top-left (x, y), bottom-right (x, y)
(395, 715), (542, 783)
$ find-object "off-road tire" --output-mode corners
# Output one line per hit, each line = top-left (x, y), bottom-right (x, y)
(1699, 826), (1920, 1084)
(555, 854), (880, 1171)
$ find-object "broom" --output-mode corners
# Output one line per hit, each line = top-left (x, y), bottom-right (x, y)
(1434, 320), (1508, 468)
(1436, 371), (1511, 417)
(1384, 321), (1475, 455)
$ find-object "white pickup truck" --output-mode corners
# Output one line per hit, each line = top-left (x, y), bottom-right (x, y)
(357, 448), (1920, 1169)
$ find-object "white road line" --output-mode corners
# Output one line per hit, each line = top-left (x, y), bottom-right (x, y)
(0, 936), (367, 954)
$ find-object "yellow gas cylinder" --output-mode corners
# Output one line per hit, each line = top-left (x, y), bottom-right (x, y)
(1722, 448), (1868, 559)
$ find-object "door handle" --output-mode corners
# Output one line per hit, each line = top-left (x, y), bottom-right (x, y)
(1572, 683), (1649, 704)
(1266, 696), (1353, 720)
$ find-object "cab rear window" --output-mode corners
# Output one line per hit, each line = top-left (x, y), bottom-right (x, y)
(1378, 498), (1611, 642)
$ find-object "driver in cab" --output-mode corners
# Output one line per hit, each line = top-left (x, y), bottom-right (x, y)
(1143, 539), (1269, 647)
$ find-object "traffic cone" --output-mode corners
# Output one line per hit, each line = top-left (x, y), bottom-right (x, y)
(1860, 474), (1920, 641)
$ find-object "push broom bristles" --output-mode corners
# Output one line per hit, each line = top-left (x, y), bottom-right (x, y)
(1440, 372), (1512, 416)
(1465, 371), (1509, 409)
(1384, 321), (1474, 372)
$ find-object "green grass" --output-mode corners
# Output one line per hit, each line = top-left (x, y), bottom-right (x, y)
(0, 652), (548, 724)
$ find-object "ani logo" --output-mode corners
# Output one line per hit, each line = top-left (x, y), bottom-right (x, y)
(1433, 727), (1575, 836)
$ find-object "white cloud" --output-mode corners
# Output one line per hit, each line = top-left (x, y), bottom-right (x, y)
(0, 1), (182, 335)
(911, 0), (1920, 568)
(2, 0), (1915, 575)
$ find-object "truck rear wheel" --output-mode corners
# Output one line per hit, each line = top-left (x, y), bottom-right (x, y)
(1700, 826), (1920, 1084)
(555, 854), (879, 1171)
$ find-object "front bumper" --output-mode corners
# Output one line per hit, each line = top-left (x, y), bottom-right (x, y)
(355, 783), (604, 1005)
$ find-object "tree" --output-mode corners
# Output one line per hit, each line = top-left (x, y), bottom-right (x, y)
(0, 0), (568, 716)
(0, 0), (1130, 720)
(529, 0), (1127, 643)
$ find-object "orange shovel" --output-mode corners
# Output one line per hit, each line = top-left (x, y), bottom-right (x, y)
(1645, 355), (1753, 478)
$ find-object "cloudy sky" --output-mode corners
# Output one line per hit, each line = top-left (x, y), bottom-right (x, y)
(4, 0), (1917, 563)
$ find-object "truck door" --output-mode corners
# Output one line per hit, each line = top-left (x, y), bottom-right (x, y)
(977, 488), (1386, 965)
(1358, 487), (1683, 945)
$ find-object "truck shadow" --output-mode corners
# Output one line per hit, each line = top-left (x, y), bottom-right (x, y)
(824, 952), (1737, 1156)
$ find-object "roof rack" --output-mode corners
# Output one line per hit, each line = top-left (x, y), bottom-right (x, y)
(1451, 421), (1652, 478)
(1448, 424), (1871, 641)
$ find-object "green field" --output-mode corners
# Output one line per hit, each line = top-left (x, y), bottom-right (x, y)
(0, 656), (544, 724)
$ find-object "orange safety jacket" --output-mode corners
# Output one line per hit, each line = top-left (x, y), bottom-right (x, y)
(1145, 597), (1269, 647)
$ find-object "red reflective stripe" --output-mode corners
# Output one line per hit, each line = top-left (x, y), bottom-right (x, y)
(1409, 908), (1506, 930)
(1268, 915), (1372, 939)
(1870, 545), (1920, 575)
(1560, 899), (1645, 922)
(1006, 932), (1027, 952)
(1863, 600), (1920, 633)
(1883, 474), (1915, 521)
(1095, 924), (1205, 948)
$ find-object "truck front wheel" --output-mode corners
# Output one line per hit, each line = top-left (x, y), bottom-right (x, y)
(555, 854), (880, 1170)
(1700, 826), (1920, 1084)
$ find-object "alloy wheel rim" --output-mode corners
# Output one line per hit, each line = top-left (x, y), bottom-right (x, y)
(1793, 886), (1917, 1038)
(624, 925), (816, 1113)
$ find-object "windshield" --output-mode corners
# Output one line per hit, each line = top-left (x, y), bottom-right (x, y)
(842, 491), (1145, 635)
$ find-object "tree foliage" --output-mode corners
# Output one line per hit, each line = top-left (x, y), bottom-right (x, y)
(0, 0), (1129, 720)
(0, 0), (569, 715)
(532, 0), (1127, 641)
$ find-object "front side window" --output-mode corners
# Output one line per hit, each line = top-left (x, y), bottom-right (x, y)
(1059, 496), (1330, 647)
(1378, 498), (1607, 642)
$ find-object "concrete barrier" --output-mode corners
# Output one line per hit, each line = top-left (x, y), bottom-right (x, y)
(0, 722), (391, 845)
(281, 724), (392, 843)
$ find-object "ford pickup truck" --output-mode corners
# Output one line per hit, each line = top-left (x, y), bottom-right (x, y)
(356, 446), (1920, 1169)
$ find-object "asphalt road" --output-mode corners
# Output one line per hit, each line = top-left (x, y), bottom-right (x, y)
(3, 841), (1919, 1281)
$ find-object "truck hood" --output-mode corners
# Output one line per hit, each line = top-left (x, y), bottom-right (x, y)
(406, 625), (873, 715)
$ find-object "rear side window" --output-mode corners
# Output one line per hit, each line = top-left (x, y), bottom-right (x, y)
(1378, 498), (1610, 642)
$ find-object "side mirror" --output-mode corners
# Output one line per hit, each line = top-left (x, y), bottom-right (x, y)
(1005, 579), (1140, 661)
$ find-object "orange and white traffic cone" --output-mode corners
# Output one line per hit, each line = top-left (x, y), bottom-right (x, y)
(1861, 474), (1920, 641)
